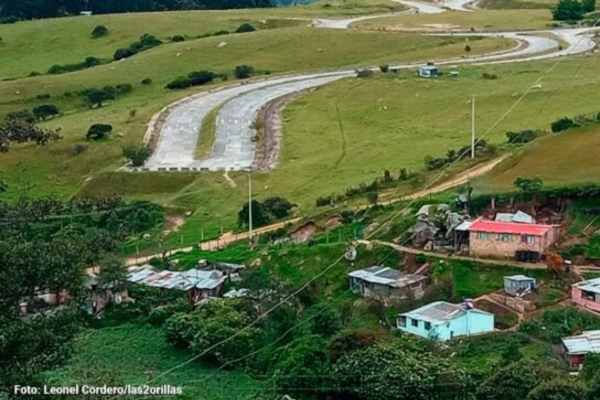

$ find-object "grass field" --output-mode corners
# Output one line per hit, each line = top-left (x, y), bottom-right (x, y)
(0, 0), (404, 79)
(355, 9), (554, 31)
(42, 323), (264, 400)
(474, 124), (600, 193)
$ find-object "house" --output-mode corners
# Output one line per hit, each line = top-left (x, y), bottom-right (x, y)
(397, 301), (494, 341)
(83, 272), (129, 315)
(127, 265), (226, 304)
(561, 330), (600, 369)
(197, 260), (245, 278)
(418, 65), (439, 78)
(468, 217), (559, 261)
(349, 266), (428, 302)
(504, 275), (537, 297)
(572, 277), (600, 313)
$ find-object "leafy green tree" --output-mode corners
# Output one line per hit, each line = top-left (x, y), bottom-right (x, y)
(85, 88), (115, 108)
(551, 116), (578, 132)
(98, 254), (127, 291)
(553, 0), (585, 20)
(113, 47), (137, 60)
(5, 109), (36, 123)
(477, 359), (559, 400)
(86, 124), (113, 140)
(273, 335), (331, 396)
(0, 119), (61, 152)
(527, 380), (586, 400)
(514, 177), (544, 195)
(582, 0), (596, 12)
(122, 144), (151, 167)
(238, 199), (271, 228)
(333, 342), (468, 400)
(164, 300), (260, 364)
(262, 196), (294, 219)
(307, 303), (342, 337)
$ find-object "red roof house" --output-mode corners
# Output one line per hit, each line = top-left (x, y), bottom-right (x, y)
(468, 217), (559, 260)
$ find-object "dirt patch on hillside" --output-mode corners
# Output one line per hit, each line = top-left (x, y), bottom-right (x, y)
(253, 90), (304, 171)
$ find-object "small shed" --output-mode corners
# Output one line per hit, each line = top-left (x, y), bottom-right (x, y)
(418, 65), (439, 78)
(562, 330), (600, 369)
(504, 275), (536, 296)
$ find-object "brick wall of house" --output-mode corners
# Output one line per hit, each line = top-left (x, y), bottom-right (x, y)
(469, 227), (559, 259)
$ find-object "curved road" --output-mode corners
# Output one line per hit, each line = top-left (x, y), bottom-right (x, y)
(141, 7), (598, 172)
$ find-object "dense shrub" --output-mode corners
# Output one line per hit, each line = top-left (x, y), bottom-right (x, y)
(122, 144), (151, 167)
(33, 104), (60, 120)
(113, 47), (136, 60)
(519, 307), (600, 343)
(379, 64), (390, 73)
(91, 25), (109, 38)
(166, 70), (217, 89)
(86, 124), (113, 141)
(234, 64), (255, 79)
(5, 110), (35, 123)
(48, 56), (102, 74)
(115, 83), (133, 95)
(236, 23), (256, 33)
(171, 34), (185, 42)
(482, 72), (498, 80)
(71, 143), (88, 155)
(552, 0), (586, 20)
(238, 196), (295, 227)
(141, 78), (153, 85)
(83, 88), (115, 108)
(506, 129), (541, 144)
(551, 116), (578, 133)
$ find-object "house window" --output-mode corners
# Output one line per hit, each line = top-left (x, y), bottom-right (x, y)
(521, 235), (535, 244)
(424, 321), (431, 331)
(498, 233), (512, 242)
(477, 232), (490, 240)
(397, 316), (407, 327)
(582, 290), (597, 302)
(411, 318), (419, 327)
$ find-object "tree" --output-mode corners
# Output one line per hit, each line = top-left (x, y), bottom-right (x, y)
(527, 380), (586, 400)
(581, 353), (600, 382)
(5, 110), (35, 124)
(0, 119), (61, 153)
(307, 303), (342, 337)
(188, 70), (216, 85)
(33, 104), (60, 121)
(113, 47), (137, 60)
(582, 0), (596, 12)
(238, 199), (271, 228)
(91, 25), (109, 38)
(234, 65), (255, 79)
(552, 0), (585, 20)
(551, 116), (577, 132)
(122, 144), (151, 167)
(86, 124), (113, 140)
(262, 196), (294, 219)
(514, 177), (544, 195)
(97, 254), (127, 291)
(172, 34), (185, 42)
(85, 88), (115, 108)
(477, 359), (559, 400)
(236, 23), (256, 33)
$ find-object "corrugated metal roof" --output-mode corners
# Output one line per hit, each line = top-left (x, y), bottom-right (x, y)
(127, 265), (226, 291)
(349, 266), (426, 288)
(573, 277), (600, 295)
(562, 330), (600, 354)
(400, 301), (492, 324)
(455, 220), (472, 232)
(505, 275), (535, 282)
(469, 217), (553, 236)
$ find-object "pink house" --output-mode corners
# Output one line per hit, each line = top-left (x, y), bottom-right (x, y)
(572, 278), (600, 313)
(468, 218), (559, 260)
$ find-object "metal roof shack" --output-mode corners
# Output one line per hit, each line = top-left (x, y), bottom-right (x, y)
(468, 217), (554, 236)
(573, 277), (600, 295)
(348, 266), (426, 288)
(495, 211), (535, 224)
(562, 331), (600, 355)
(127, 265), (226, 291)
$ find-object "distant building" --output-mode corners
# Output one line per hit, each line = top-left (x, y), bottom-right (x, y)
(418, 65), (439, 78)
(495, 210), (535, 224)
(397, 301), (494, 341)
(572, 277), (600, 313)
(504, 275), (536, 297)
(468, 217), (559, 261)
(127, 265), (226, 304)
(562, 330), (600, 369)
(349, 266), (428, 302)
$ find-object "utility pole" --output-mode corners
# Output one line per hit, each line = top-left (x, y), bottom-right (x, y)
(248, 173), (253, 244)
(471, 95), (476, 159)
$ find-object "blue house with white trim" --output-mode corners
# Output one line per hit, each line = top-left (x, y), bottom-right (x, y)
(396, 301), (494, 341)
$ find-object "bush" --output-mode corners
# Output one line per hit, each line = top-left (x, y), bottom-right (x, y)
(115, 83), (133, 95)
(379, 64), (390, 73)
(84, 88), (115, 108)
(506, 129), (541, 144)
(5, 110), (35, 123)
(235, 23), (256, 33)
(48, 56), (101, 74)
(122, 144), (151, 167)
(33, 104), (60, 121)
(553, 0), (585, 20)
(234, 65), (255, 79)
(71, 143), (88, 155)
(141, 78), (153, 85)
(113, 47), (137, 61)
(166, 70), (216, 90)
(482, 72), (498, 80)
(86, 124), (113, 141)
(551, 117), (578, 133)
(171, 35), (185, 42)
(36, 94), (51, 100)
(165, 76), (192, 90)
(91, 25), (109, 38)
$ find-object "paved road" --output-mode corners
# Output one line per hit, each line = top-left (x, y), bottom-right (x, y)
(141, 20), (598, 173)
